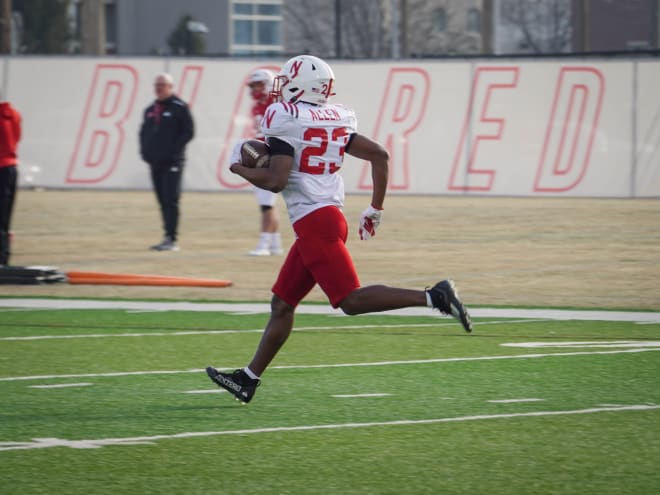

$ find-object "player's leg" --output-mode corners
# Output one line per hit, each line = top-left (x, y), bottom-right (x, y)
(298, 206), (472, 331)
(334, 278), (472, 333)
(247, 242), (316, 374)
(263, 206), (282, 254)
(338, 281), (472, 332)
(250, 188), (281, 256)
(339, 285), (426, 314)
(245, 294), (296, 376)
(206, 240), (316, 402)
(297, 211), (425, 313)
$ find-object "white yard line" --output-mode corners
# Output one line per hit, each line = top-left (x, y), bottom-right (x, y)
(0, 308), (51, 312)
(182, 389), (226, 394)
(0, 329), (264, 341)
(0, 298), (658, 322)
(1, 347), (659, 382)
(488, 398), (544, 404)
(28, 383), (93, 389)
(0, 319), (543, 342)
(0, 404), (657, 452)
(502, 341), (660, 349)
(332, 393), (392, 398)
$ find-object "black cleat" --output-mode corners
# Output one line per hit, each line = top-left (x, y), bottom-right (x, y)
(427, 280), (473, 333)
(206, 367), (260, 404)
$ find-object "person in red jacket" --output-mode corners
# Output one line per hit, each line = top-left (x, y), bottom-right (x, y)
(0, 97), (21, 267)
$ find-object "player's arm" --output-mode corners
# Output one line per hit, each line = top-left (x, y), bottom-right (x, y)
(346, 133), (389, 209)
(229, 137), (293, 193)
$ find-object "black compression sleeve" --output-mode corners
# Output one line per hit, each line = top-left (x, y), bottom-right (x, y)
(267, 137), (295, 157)
(344, 133), (357, 154)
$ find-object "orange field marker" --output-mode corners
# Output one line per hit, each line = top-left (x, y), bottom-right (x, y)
(66, 271), (232, 288)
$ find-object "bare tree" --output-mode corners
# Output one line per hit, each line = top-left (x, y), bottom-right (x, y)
(283, 0), (483, 58)
(340, 0), (388, 58)
(404, 0), (482, 56)
(282, 0), (334, 57)
(283, 0), (390, 58)
(500, 0), (572, 53)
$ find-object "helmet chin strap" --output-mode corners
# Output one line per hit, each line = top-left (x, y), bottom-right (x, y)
(290, 89), (305, 103)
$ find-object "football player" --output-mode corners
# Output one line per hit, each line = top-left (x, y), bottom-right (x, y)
(246, 69), (283, 256)
(207, 55), (472, 403)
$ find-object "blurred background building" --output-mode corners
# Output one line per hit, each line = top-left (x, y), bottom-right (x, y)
(1, 0), (659, 57)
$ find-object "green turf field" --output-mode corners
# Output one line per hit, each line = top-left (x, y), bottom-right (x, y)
(1, 304), (659, 494)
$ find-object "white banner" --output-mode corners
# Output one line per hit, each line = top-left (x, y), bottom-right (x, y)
(3, 56), (658, 197)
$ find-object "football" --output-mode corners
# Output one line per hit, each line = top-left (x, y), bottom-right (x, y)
(240, 139), (270, 168)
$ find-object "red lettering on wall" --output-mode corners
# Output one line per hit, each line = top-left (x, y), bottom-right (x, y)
(448, 67), (519, 191)
(66, 64), (138, 184)
(217, 65), (280, 189)
(360, 68), (430, 190)
(177, 65), (204, 108)
(534, 67), (605, 192)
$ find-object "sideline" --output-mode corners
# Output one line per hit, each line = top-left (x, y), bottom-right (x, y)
(0, 404), (657, 451)
(1, 298), (659, 322)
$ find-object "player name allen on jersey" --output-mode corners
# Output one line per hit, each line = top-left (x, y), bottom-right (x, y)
(309, 108), (342, 121)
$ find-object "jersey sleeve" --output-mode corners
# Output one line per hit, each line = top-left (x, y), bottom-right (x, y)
(260, 103), (298, 147)
(332, 103), (358, 134)
(345, 107), (358, 135)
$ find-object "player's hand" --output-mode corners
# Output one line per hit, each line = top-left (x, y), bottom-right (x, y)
(358, 205), (383, 240)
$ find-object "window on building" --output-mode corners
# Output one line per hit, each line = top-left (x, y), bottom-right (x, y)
(257, 4), (281, 15)
(234, 19), (254, 45)
(231, 1), (283, 55)
(104, 1), (117, 53)
(432, 8), (447, 32)
(467, 8), (481, 32)
(233, 3), (253, 15)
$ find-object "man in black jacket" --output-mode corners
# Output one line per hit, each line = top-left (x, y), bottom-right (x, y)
(139, 73), (194, 251)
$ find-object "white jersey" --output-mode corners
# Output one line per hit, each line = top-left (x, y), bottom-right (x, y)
(261, 101), (357, 223)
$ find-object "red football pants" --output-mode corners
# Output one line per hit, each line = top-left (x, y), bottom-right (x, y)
(272, 206), (361, 308)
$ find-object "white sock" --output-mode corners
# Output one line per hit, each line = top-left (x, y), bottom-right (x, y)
(255, 232), (270, 250)
(270, 232), (282, 251)
(244, 367), (260, 380)
(425, 290), (433, 307)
